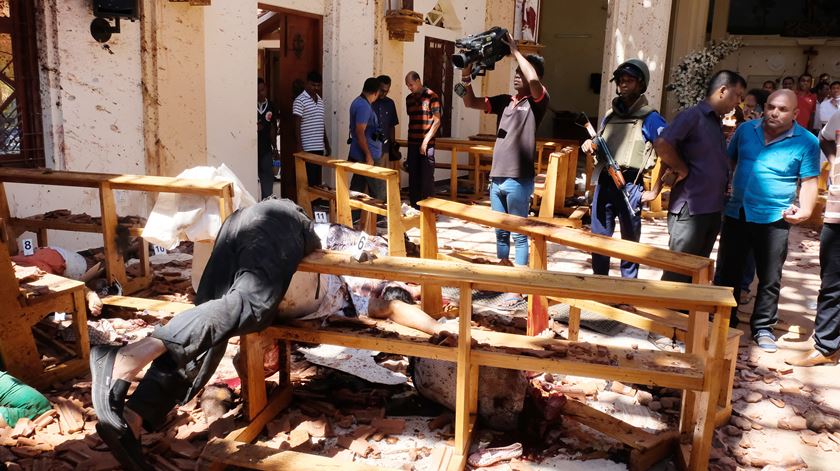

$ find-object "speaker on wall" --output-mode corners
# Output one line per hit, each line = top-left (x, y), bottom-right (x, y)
(92, 0), (138, 19)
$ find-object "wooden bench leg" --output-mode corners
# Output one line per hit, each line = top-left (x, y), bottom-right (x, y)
(454, 283), (475, 456)
(568, 305), (581, 341)
(527, 236), (549, 336)
(241, 332), (268, 421)
(688, 306), (730, 470)
(420, 208), (442, 317)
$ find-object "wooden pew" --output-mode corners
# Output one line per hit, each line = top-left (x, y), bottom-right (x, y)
(293, 152), (418, 257)
(0, 168), (234, 295)
(0, 218), (89, 388)
(219, 251), (736, 471)
(532, 146), (589, 219)
(416, 198), (741, 425)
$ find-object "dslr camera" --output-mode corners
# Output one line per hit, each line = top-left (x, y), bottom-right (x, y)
(347, 131), (388, 145)
(452, 27), (511, 79)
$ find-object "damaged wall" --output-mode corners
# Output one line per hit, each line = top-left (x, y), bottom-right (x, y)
(203, 1), (258, 194)
(5, 0), (148, 251)
(141, 0), (207, 178)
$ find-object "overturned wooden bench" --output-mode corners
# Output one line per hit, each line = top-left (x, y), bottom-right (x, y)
(417, 198), (742, 424)
(214, 251), (736, 471)
(0, 168), (234, 295)
(293, 151), (418, 257)
(0, 218), (90, 388)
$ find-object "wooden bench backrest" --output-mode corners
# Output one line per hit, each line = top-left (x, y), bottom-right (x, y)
(537, 147), (575, 217)
(419, 198), (712, 277)
(300, 251), (734, 312)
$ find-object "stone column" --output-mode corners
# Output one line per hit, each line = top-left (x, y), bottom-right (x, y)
(203, 0), (258, 195)
(141, 0), (208, 177)
(598, 0), (674, 119)
(661, 0), (710, 117)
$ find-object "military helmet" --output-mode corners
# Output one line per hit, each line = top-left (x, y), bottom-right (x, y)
(611, 59), (650, 93)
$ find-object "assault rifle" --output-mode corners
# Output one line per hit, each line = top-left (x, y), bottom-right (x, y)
(580, 118), (639, 215)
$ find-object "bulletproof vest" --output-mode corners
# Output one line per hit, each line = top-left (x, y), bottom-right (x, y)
(600, 96), (656, 172)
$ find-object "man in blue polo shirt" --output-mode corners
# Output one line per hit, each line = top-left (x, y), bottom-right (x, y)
(718, 89), (821, 352)
(348, 77), (385, 201)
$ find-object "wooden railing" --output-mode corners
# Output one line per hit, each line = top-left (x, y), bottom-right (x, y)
(219, 251), (736, 471)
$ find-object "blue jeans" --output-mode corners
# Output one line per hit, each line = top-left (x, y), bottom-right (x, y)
(489, 177), (534, 266)
(590, 174), (643, 278)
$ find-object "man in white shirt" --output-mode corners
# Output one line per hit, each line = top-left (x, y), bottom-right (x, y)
(815, 81), (840, 130)
(293, 71), (331, 187)
(786, 110), (840, 366)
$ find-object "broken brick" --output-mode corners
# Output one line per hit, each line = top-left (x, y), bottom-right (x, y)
(168, 439), (200, 459)
(11, 417), (35, 438)
(428, 413), (453, 431)
(371, 418), (406, 436)
(288, 428), (310, 449)
(266, 416), (292, 438)
(295, 416), (333, 438)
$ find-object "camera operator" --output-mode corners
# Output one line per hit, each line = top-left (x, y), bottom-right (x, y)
(405, 71), (442, 208)
(459, 32), (549, 268)
(348, 77), (386, 202)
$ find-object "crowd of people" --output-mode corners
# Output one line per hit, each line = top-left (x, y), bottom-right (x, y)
(254, 43), (840, 361)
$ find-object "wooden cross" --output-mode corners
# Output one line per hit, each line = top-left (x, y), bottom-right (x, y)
(803, 46), (819, 75)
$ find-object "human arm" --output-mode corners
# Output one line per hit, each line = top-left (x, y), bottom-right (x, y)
(503, 32), (544, 99)
(821, 134), (837, 165)
(355, 122), (373, 165)
(324, 127), (331, 156)
(293, 115), (303, 153)
(367, 299), (452, 336)
(86, 289), (103, 317)
(653, 138), (688, 183)
(459, 69), (486, 110)
(421, 96), (442, 156)
(783, 177), (818, 224)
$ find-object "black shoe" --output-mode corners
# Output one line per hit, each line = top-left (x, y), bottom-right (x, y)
(90, 345), (130, 435)
(96, 422), (154, 471)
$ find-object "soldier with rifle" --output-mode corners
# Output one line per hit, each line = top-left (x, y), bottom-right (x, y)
(581, 59), (667, 279)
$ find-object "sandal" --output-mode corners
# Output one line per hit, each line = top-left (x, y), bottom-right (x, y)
(468, 442), (523, 468)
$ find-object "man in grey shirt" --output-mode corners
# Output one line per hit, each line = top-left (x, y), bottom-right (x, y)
(458, 32), (549, 270)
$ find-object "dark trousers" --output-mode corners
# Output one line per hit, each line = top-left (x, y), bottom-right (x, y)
(258, 149), (275, 200)
(815, 223), (840, 355)
(407, 144), (436, 208)
(590, 172), (643, 278)
(348, 158), (386, 201)
(661, 204), (721, 283)
(305, 150), (325, 188)
(125, 199), (319, 431)
(714, 247), (756, 292)
(717, 213), (790, 334)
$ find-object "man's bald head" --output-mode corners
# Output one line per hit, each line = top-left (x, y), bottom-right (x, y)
(768, 89), (797, 109)
(763, 89), (799, 134)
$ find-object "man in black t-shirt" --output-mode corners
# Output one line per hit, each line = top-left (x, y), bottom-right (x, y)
(459, 33), (549, 270)
(257, 78), (279, 199)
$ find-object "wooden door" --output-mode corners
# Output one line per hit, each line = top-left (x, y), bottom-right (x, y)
(259, 8), (323, 200)
(423, 37), (454, 138)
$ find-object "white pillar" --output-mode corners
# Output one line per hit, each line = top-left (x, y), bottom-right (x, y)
(203, 1), (259, 197)
(598, 0), (674, 118)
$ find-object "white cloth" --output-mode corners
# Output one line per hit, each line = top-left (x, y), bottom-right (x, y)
(51, 246), (88, 280)
(142, 164), (256, 250)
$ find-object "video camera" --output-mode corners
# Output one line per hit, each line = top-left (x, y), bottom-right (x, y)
(452, 27), (511, 79)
